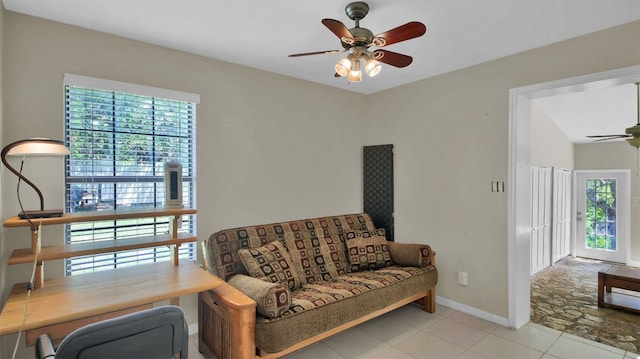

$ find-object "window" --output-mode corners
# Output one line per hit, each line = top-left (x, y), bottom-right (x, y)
(584, 178), (617, 251)
(64, 74), (199, 276)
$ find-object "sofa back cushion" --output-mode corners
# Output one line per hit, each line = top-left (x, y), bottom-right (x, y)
(204, 213), (376, 281)
(284, 233), (349, 284)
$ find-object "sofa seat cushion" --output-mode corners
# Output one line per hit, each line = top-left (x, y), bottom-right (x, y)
(238, 241), (302, 290)
(344, 229), (393, 272)
(253, 264), (438, 353)
(288, 266), (426, 312)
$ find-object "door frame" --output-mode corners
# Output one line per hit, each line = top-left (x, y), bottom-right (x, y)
(573, 169), (630, 263)
(508, 65), (640, 329)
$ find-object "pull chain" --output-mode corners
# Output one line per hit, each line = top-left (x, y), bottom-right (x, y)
(636, 147), (640, 176)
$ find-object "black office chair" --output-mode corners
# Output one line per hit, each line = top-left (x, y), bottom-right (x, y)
(35, 305), (189, 359)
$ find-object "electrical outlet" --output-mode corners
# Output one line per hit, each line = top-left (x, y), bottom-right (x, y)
(458, 271), (468, 286)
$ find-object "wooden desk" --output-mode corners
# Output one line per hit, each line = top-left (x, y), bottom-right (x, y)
(598, 264), (640, 313)
(0, 261), (222, 345)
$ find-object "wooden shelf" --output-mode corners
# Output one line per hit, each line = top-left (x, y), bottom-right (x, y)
(8, 232), (197, 265)
(602, 292), (640, 313)
(3, 207), (198, 290)
(3, 207), (196, 228)
(0, 206), (206, 346)
(0, 261), (222, 339)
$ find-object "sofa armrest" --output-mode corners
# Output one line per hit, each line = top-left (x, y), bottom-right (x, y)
(387, 242), (436, 267)
(199, 281), (257, 359)
(228, 274), (292, 319)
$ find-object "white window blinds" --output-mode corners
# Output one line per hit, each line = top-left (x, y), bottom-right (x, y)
(63, 75), (197, 276)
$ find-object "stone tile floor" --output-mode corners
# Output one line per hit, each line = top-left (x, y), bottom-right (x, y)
(531, 257), (640, 353)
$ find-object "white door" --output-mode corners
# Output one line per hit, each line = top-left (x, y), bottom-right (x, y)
(531, 166), (552, 275)
(552, 168), (572, 263)
(575, 170), (629, 263)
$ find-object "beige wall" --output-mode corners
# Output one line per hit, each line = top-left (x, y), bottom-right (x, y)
(0, 6), (639, 358)
(575, 141), (640, 264)
(364, 20), (640, 317)
(530, 100), (574, 169)
(0, 11), (367, 358)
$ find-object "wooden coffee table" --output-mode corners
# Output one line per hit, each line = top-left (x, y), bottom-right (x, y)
(598, 264), (640, 313)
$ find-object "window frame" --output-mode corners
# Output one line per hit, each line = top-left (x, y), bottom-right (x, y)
(63, 74), (199, 276)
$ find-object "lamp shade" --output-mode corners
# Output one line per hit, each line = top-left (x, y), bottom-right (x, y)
(335, 55), (354, 77)
(365, 59), (382, 77)
(348, 59), (362, 83)
(4, 138), (70, 157)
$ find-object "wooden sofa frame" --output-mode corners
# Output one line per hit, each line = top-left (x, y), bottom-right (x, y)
(198, 250), (436, 359)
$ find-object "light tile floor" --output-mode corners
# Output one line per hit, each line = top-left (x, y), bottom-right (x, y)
(189, 304), (640, 359)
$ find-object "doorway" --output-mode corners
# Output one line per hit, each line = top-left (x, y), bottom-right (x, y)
(508, 65), (640, 328)
(574, 170), (629, 263)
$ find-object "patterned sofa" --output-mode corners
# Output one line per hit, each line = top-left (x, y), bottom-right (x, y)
(199, 213), (438, 359)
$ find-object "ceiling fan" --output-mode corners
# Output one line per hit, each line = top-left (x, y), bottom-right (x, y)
(587, 82), (640, 148)
(288, 1), (426, 83)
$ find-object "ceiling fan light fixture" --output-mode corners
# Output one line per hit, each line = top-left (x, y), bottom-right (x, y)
(335, 55), (353, 77)
(348, 59), (362, 82)
(363, 54), (381, 77)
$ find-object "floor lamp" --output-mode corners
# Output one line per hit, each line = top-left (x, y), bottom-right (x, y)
(1, 138), (70, 219)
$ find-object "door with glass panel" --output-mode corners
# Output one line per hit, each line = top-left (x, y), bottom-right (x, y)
(575, 171), (629, 263)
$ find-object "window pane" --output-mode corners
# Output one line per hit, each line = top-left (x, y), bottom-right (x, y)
(584, 178), (617, 251)
(64, 84), (196, 276)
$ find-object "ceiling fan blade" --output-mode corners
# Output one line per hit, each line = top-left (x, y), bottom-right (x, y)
(322, 18), (354, 42)
(593, 138), (629, 142)
(374, 50), (413, 68)
(587, 135), (631, 142)
(587, 134), (630, 138)
(288, 49), (345, 57)
(375, 21), (426, 47)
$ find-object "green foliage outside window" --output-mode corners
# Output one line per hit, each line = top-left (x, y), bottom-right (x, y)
(584, 179), (617, 251)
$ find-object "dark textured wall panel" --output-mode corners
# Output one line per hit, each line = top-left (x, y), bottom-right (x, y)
(363, 144), (394, 241)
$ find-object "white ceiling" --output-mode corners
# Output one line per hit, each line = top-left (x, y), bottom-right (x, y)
(535, 83), (639, 144)
(3, 0), (640, 142)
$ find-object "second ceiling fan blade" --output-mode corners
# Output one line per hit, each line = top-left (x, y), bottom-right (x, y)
(588, 135), (631, 142)
(375, 21), (426, 47)
(587, 134), (630, 138)
(374, 50), (413, 68)
(288, 49), (345, 57)
(322, 18), (354, 42)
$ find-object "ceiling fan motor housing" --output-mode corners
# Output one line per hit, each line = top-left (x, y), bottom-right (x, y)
(345, 2), (369, 21)
(625, 125), (640, 136)
(344, 27), (374, 48)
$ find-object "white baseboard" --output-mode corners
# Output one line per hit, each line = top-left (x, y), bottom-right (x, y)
(188, 322), (198, 335)
(626, 259), (640, 267)
(436, 296), (510, 328)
